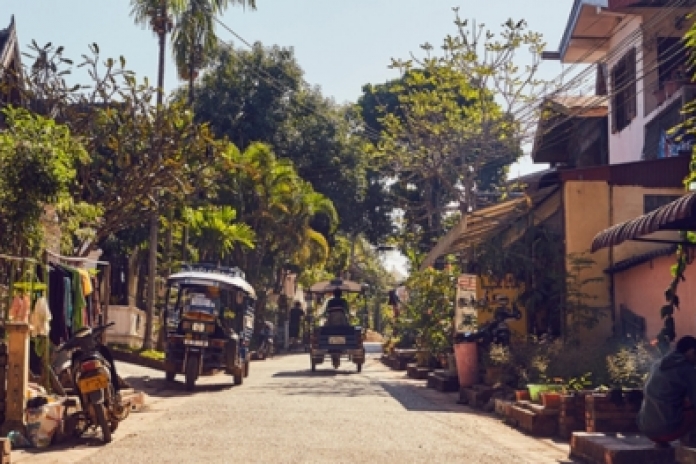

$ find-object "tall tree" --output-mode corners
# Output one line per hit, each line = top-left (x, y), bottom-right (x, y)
(172, 0), (257, 104)
(360, 13), (547, 259)
(190, 44), (392, 243)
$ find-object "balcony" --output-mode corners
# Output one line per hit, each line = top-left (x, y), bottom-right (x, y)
(643, 84), (696, 160)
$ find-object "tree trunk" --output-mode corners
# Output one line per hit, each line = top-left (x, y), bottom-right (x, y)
(143, 211), (158, 350)
(127, 247), (141, 307)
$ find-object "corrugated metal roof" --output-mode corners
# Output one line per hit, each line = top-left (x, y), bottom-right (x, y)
(591, 192), (696, 251)
(420, 187), (561, 270)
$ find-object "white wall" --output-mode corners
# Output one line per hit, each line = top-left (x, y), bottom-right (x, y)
(606, 15), (645, 165)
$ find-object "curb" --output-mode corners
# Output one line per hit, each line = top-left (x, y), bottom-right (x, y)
(111, 349), (166, 371)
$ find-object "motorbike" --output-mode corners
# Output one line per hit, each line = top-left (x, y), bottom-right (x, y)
(257, 322), (275, 359)
(458, 303), (522, 348)
(53, 322), (128, 443)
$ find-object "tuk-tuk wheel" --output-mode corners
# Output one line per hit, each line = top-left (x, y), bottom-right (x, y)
(233, 365), (243, 385)
(243, 361), (250, 378)
(165, 370), (176, 382)
(311, 361), (316, 372)
(356, 363), (362, 373)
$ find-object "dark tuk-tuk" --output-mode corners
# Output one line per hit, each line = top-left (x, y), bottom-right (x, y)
(308, 279), (366, 373)
(163, 263), (256, 391)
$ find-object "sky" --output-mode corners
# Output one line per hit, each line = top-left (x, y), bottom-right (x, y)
(4, 0), (580, 275)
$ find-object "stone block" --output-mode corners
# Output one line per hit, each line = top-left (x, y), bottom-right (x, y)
(677, 446), (696, 464)
(571, 432), (676, 464)
(406, 363), (430, 380)
(508, 405), (558, 437)
(426, 371), (459, 392)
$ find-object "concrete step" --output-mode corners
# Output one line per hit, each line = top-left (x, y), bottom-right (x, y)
(570, 432), (677, 464)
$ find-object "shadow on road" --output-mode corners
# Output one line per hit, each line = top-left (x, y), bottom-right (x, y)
(271, 369), (358, 378)
(122, 375), (235, 398)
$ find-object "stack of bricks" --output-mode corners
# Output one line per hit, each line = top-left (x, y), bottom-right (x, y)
(585, 394), (641, 433)
(558, 393), (587, 439)
(0, 343), (7, 426)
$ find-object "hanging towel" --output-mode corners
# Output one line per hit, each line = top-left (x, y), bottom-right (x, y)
(78, 269), (93, 296)
(30, 297), (52, 337)
(9, 295), (24, 322)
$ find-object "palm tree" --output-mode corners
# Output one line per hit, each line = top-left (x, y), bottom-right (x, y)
(172, 0), (256, 104)
(130, 0), (181, 106)
(184, 205), (255, 262)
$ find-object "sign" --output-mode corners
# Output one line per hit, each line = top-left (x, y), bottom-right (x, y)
(455, 274), (477, 333)
(476, 274), (527, 338)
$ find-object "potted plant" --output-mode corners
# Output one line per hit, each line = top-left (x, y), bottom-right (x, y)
(653, 83), (666, 106)
(484, 345), (510, 386)
(665, 66), (689, 97)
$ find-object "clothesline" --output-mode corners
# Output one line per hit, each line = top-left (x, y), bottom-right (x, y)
(0, 253), (40, 264)
(45, 250), (109, 266)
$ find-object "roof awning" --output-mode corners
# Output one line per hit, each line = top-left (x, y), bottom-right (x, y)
(590, 192), (696, 252)
(531, 96), (608, 163)
(420, 186), (561, 270)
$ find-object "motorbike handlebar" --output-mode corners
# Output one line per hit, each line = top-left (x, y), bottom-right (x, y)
(57, 322), (115, 352)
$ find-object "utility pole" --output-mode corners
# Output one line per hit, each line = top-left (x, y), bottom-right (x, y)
(143, 4), (169, 351)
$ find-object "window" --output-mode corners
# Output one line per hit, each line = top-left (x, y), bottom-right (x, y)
(643, 194), (681, 214)
(611, 48), (637, 133)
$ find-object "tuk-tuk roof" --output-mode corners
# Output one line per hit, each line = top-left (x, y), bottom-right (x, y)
(167, 271), (256, 299)
(309, 279), (364, 294)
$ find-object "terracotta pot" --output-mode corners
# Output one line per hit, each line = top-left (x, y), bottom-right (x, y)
(540, 392), (562, 409)
(515, 390), (530, 402)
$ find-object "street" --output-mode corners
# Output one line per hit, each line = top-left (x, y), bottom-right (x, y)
(14, 346), (574, 464)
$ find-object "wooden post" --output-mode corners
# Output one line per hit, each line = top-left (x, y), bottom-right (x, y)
(0, 322), (30, 436)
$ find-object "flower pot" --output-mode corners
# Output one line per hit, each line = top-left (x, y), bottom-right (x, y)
(515, 390), (530, 402)
(527, 384), (562, 403)
(540, 392), (561, 409)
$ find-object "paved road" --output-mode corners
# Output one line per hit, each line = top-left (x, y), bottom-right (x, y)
(14, 348), (575, 464)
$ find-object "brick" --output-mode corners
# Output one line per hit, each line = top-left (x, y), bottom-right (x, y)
(571, 432), (676, 464)
(677, 446), (696, 464)
(509, 405), (558, 437)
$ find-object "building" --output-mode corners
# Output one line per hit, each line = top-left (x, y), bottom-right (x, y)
(424, 0), (696, 342)
(0, 16), (22, 110)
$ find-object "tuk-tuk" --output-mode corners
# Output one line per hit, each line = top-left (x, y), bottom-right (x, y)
(308, 279), (366, 373)
(163, 263), (256, 391)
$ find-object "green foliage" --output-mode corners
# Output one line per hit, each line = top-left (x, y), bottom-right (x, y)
(21, 42), (218, 256)
(606, 342), (659, 389)
(184, 205), (255, 261)
(0, 107), (87, 255)
(401, 266), (459, 355)
(190, 44), (392, 242)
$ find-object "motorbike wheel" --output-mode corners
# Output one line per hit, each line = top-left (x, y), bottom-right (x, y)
(94, 404), (112, 444)
(311, 360), (317, 372)
(110, 419), (120, 433)
(165, 370), (176, 382)
(185, 355), (199, 392)
(356, 363), (362, 373)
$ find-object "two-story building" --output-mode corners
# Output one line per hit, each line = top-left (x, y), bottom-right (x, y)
(424, 0), (696, 343)
(536, 0), (696, 340)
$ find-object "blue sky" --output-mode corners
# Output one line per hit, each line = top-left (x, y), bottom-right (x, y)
(5, 1), (579, 274)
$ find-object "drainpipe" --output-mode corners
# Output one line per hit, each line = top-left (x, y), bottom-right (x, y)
(608, 184), (616, 337)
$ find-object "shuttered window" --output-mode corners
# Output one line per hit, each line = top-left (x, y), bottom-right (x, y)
(611, 48), (637, 133)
